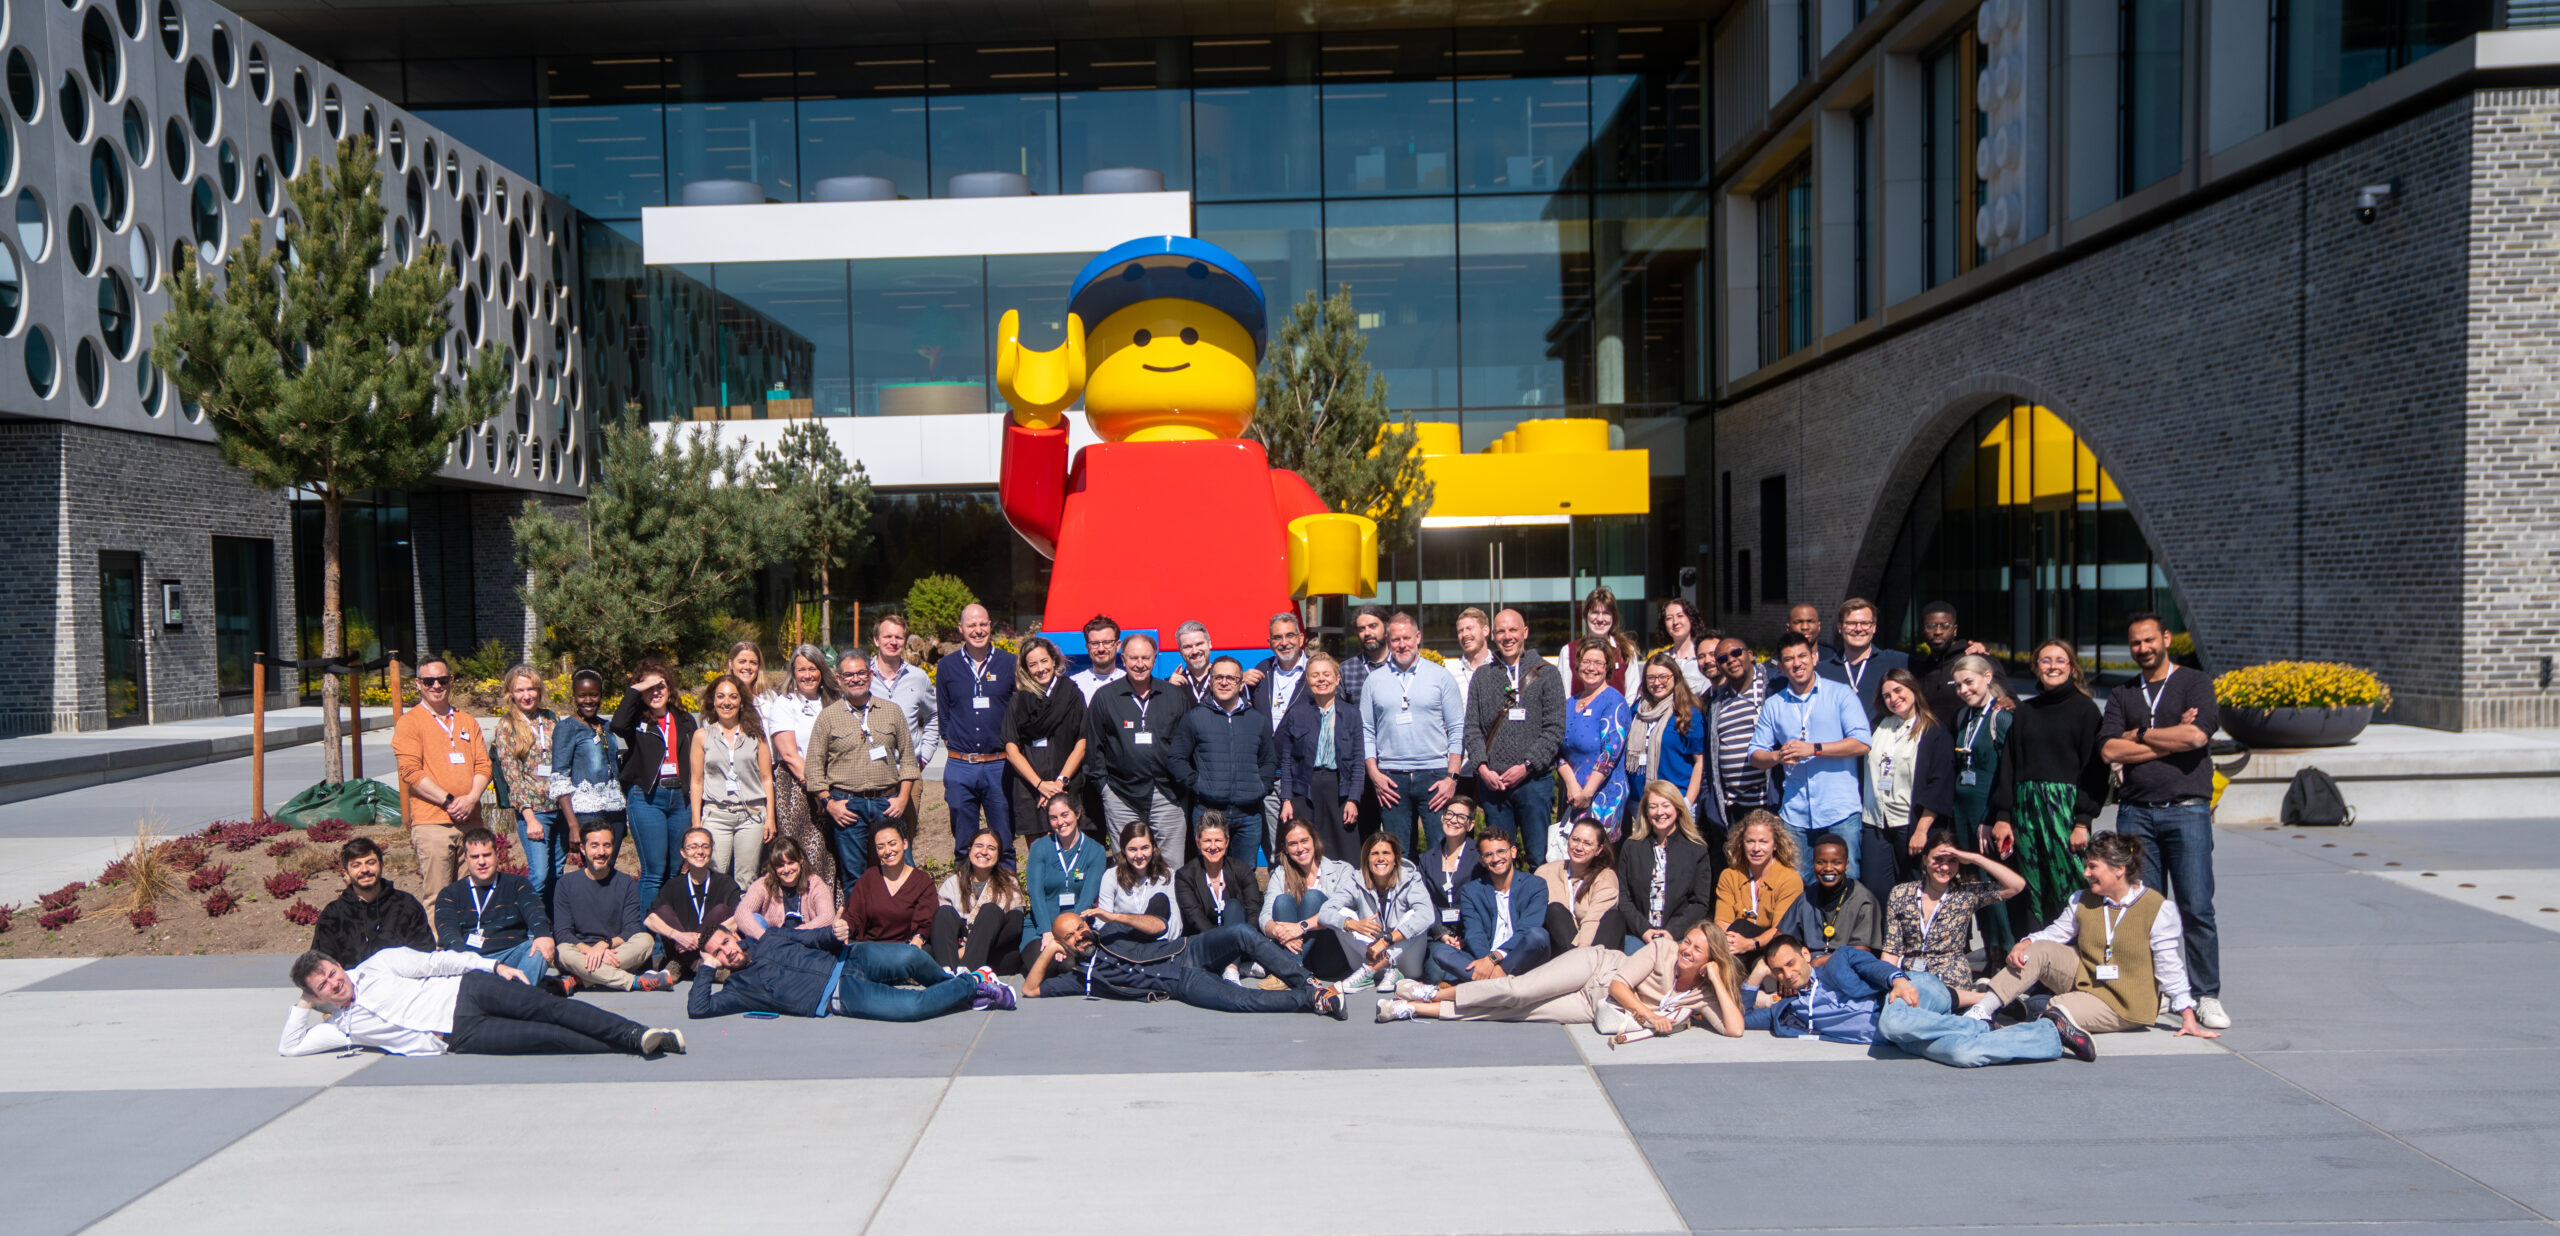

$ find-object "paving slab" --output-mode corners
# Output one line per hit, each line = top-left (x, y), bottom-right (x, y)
(1562, 1019), (2228, 1067)
(872, 1065), (1683, 1236)
(2213, 939), (2560, 1054)
(0, 957), (98, 994)
(343, 998), (989, 1085)
(2246, 818), (2560, 873)
(1600, 1054), (2537, 1229)
(2215, 862), (2553, 949)
(88, 1078), (947, 1234)
(2373, 868), (2560, 932)
(0, 987), (378, 1091)
(2248, 1047), (2560, 1216)
(967, 987), (1582, 1074)
(0, 1086), (320, 1236)
(20, 952), (303, 992)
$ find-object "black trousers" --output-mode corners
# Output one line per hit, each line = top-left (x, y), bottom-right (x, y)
(929, 903), (1027, 975)
(1543, 901), (1582, 954)
(444, 969), (647, 1056)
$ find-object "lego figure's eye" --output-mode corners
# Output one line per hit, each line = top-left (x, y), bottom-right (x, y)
(1180, 327), (1199, 345)
(1133, 329), (1152, 347)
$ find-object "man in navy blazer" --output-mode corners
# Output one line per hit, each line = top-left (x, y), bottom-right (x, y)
(1744, 932), (2077, 1066)
(1423, 832), (1551, 983)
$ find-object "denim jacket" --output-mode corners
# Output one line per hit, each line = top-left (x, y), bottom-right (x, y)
(549, 715), (626, 816)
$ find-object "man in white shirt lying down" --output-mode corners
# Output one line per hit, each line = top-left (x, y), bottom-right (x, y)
(278, 947), (686, 1058)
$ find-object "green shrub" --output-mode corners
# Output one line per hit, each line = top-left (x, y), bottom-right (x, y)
(454, 637), (518, 683)
(903, 574), (978, 644)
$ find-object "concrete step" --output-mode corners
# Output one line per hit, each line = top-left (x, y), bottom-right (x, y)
(2216, 724), (2560, 823)
(0, 710), (399, 807)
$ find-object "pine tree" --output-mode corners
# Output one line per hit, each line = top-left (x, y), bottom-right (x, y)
(1249, 286), (1435, 554)
(513, 411), (795, 676)
(756, 421), (875, 645)
(152, 136), (506, 783)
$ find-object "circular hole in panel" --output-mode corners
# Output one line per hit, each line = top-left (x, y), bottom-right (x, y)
(56, 70), (89, 140)
(156, 0), (182, 58)
(129, 222), (155, 289)
(252, 155), (274, 213)
(245, 42), (268, 102)
(0, 241), (19, 334)
(136, 356), (161, 412)
(163, 116), (188, 179)
(183, 58), (215, 140)
(122, 98), (148, 166)
(211, 26), (233, 85)
(15, 189), (48, 260)
(6, 50), (40, 124)
(188, 176), (220, 260)
(269, 100), (296, 175)
(25, 326), (56, 396)
(217, 138), (239, 199)
(119, 0), (145, 40)
(81, 7), (122, 101)
(98, 270), (133, 356)
(66, 204), (96, 273)
(292, 68), (310, 123)
(74, 336), (105, 405)
(90, 143), (128, 228)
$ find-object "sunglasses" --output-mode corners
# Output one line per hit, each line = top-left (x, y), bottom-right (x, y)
(1717, 650), (1752, 662)
(416, 675), (452, 686)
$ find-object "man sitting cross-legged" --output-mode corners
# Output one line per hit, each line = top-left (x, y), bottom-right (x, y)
(688, 917), (1014, 1021)
(1025, 911), (1349, 1020)
(278, 947), (683, 1057)
(554, 819), (668, 992)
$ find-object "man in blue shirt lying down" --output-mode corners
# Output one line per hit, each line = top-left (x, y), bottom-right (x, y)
(1744, 932), (2088, 1066)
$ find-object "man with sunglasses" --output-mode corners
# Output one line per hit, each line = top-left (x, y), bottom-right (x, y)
(1707, 637), (1774, 830)
(393, 655), (491, 897)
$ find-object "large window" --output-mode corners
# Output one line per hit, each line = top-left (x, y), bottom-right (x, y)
(1452, 26), (1592, 193)
(1324, 197), (1458, 409)
(926, 43), (1060, 197)
(798, 52), (931, 203)
(1922, 30), (1983, 288)
(1851, 106), (1872, 321)
(1755, 159), (1812, 367)
(538, 56), (668, 218)
(669, 52), (800, 204)
(1877, 399), (2186, 677)
(1060, 39), (1192, 193)
(1320, 32), (1455, 196)
(2275, 0), (2490, 121)
(212, 536), (274, 697)
(2120, 0), (2183, 192)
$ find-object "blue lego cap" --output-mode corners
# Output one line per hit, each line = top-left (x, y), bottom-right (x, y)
(1066, 236), (1268, 360)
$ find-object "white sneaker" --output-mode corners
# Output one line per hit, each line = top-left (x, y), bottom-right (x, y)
(1223, 964), (1248, 988)
(2196, 996), (2232, 1029)
(1341, 968), (1380, 992)
(1395, 979), (1438, 1002)
(1381, 967), (1407, 991)
(1375, 998), (1415, 1023)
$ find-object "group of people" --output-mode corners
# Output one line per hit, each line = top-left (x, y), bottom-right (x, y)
(286, 598), (2224, 1061)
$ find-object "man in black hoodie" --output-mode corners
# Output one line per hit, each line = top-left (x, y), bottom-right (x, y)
(310, 837), (434, 968)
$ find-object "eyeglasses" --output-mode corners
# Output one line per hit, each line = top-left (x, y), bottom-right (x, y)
(416, 675), (452, 686)
(1839, 620), (1877, 632)
(1717, 650), (1752, 662)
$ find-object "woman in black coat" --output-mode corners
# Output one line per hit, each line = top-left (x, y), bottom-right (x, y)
(1174, 811), (1265, 933)
(1001, 637), (1089, 837)
(1276, 652), (1364, 865)
(1611, 780), (1719, 954)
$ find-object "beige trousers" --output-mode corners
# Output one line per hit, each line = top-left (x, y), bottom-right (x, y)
(558, 934), (657, 991)
(1986, 939), (2146, 1033)
(1451, 946), (1619, 1024)
(410, 823), (462, 899)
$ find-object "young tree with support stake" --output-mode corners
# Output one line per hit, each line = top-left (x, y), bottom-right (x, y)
(757, 421), (875, 647)
(153, 136), (507, 783)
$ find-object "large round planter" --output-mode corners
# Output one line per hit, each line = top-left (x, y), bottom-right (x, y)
(2221, 704), (2373, 749)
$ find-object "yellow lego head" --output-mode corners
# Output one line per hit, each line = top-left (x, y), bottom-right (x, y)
(1083, 298), (1258, 442)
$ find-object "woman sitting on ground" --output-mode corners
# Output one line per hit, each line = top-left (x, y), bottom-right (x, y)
(1317, 832), (1435, 991)
(932, 827), (1027, 976)
(643, 826), (740, 980)
(732, 834), (835, 939)
(1881, 824), (2027, 995)
(1259, 818), (1358, 972)
(1536, 818), (1623, 951)
(1091, 822), (1181, 943)
(1379, 921), (1745, 1039)
(1716, 809), (1802, 962)
(842, 822), (940, 947)
(1175, 812), (1264, 935)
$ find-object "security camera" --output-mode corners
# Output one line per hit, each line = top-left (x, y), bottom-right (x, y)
(2355, 182), (2396, 225)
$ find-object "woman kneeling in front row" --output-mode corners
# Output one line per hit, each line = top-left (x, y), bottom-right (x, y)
(1377, 921), (1746, 1039)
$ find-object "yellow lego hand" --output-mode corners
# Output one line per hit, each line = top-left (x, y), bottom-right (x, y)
(1287, 513), (1379, 599)
(996, 309), (1085, 430)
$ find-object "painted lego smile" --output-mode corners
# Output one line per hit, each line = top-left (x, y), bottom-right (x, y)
(1141, 362), (1192, 372)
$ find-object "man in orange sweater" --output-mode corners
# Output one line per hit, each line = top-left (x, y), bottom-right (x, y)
(391, 654), (491, 898)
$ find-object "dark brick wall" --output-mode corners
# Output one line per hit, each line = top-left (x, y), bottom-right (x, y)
(1713, 95), (2475, 728)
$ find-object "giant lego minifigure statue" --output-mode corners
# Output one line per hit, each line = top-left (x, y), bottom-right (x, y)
(995, 236), (1376, 647)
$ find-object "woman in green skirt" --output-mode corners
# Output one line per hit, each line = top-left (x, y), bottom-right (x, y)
(1992, 640), (2111, 942)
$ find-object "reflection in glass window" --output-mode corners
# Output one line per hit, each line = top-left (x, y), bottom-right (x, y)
(986, 251), (1093, 363)
(1454, 27), (1591, 193)
(1324, 197), (1456, 410)
(799, 52), (929, 201)
(2277, 0), (2487, 121)
(927, 44), (1058, 196)
(1191, 35), (1318, 200)
(538, 57), (668, 217)
(716, 261), (850, 417)
(670, 53), (800, 204)
(1321, 32), (1453, 196)
(1457, 194), (1590, 424)
(1590, 25), (1706, 188)
(1591, 192), (1705, 406)
(1059, 39), (1189, 192)
(851, 257), (986, 415)
(1196, 201), (1322, 325)
(651, 262), (720, 418)
(1878, 399), (2186, 678)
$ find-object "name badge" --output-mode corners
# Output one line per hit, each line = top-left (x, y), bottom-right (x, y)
(448, 751), (467, 765)
(869, 745), (889, 762)
(1959, 770), (1978, 786)
(1440, 906), (1461, 923)
(1508, 707), (1528, 721)
(723, 776), (739, 797)
(2093, 964), (2121, 981)
(1058, 893), (1076, 907)
(659, 759), (678, 776)
(1394, 711), (1415, 725)
(465, 931), (485, 949)
(1134, 732), (1154, 746)
(1032, 738), (1049, 748)
(972, 695), (991, 710)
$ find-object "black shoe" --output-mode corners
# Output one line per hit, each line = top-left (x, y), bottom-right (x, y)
(2045, 1009), (2095, 1063)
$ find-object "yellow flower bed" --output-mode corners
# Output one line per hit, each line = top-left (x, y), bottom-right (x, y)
(2214, 661), (2391, 711)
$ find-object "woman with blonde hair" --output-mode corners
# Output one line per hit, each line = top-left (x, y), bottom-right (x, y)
(688, 672), (774, 885)
(1715, 808), (1802, 961)
(760, 644), (840, 887)
(1612, 780), (1717, 954)
(1378, 920), (1745, 1041)
(491, 665), (562, 898)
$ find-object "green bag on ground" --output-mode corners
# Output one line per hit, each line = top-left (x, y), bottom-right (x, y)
(272, 779), (404, 830)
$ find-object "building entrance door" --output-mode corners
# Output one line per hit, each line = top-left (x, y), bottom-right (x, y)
(99, 551), (146, 727)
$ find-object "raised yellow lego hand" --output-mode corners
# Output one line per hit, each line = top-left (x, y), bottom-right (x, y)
(1288, 513), (1379, 599)
(996, 309), (1085, 430)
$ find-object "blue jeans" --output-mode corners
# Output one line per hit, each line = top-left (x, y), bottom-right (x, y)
(833, 942), (977, 1022)
(828, 791), (897, 885)
(1786, 814), (1863, 883)
(1174, 925), (1319, 1013)
(1479, 774), (1555, 866)
(1268, 889), (1328, 928)
(1875, 972), (2063, 1067)
(625, 786), (689, 907)
(943, 758), (1015, 869)
(2114, 802), (2219, 998)
(1195, 800), (1261, 875)
(490, 937), (550, 986)
(1373, 767), (1443, 854)
(516, 811), (562, 905)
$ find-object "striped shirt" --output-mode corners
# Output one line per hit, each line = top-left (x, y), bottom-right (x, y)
(1709, 672), (1768, 806)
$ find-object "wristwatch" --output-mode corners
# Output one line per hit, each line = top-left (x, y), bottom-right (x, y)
(1812, 742), (1824, 755)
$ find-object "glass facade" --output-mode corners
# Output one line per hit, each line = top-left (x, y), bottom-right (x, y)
(2276, 0), (2492, 121)
(1877, 400), (2186, 682)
